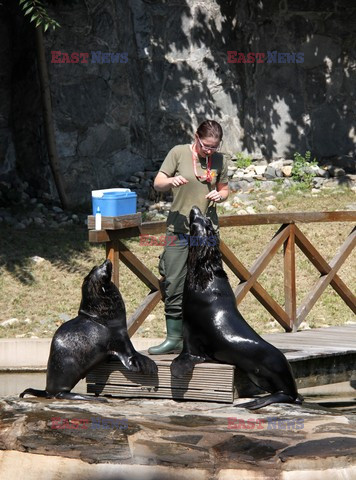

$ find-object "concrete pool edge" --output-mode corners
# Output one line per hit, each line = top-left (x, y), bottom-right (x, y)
(0, 337), (161, 368)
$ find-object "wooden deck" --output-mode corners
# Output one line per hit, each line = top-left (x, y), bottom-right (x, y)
(86, 325), (356, 403)
(264, 324), (356, 391)
(265, 324), (356, 360)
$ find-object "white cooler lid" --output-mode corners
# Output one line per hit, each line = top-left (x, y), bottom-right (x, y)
(92, 188), (131, 198)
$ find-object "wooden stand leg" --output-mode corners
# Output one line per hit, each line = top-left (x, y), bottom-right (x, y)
(106, 238), (120, 288)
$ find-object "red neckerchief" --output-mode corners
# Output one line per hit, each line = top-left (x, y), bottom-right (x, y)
(192, 145), (212, 183)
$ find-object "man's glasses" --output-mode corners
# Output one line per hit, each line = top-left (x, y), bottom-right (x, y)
(197, 136), (220, 152)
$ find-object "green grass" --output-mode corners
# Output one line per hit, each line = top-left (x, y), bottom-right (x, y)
(0, 188), (355, 339)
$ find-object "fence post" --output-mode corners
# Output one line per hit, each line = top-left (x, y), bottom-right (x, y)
(284, 224), (297, 331)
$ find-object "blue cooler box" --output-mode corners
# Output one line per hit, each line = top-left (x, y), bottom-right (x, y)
(92, 188), (137, 216)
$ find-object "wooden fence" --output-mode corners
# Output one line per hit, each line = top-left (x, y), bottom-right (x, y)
(88, 211), (356, 334)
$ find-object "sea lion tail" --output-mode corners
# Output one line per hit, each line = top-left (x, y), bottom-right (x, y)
(19, 388), (52, 399)
(236, 392), (300, 410)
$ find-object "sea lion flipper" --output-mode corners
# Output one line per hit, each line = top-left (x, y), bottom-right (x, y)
(171, 352), (206, 378)
(55, 392), (108, 402)
(130, 352), (158, 375)
(19, 388), (53, 399)
(236, 392), (300, 410)
(112, 351), (158, 375)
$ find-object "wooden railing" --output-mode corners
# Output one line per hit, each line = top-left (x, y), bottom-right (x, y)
(88, 211), (356, 334)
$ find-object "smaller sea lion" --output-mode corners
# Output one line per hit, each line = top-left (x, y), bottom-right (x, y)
(20, 259), (157, 400)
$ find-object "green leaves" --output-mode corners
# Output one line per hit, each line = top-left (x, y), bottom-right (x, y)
(18, 0), (61, 31)
(234, 152), (252, 169)
(24, 6), (34, 15)
(291, 151), (317, 189)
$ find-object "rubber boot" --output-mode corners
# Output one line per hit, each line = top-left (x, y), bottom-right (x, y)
(148, 318), (183, 355)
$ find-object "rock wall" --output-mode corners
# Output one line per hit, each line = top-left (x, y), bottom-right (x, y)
(0, 2), (55, 199)
(238, 1), (355, 164)
(0, 0), (355, 208)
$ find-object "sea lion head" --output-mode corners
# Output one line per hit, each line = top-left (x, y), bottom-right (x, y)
(186, 206), (226, 290)
(79, 259), (126, 321)
(189, 206), (217, 244)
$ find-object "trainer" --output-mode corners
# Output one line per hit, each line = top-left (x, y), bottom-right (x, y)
(148, 120), (229, 355)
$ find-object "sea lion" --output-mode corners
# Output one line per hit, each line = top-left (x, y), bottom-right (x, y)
(20, 259), (157, 400)
(170, 206), (302, 410)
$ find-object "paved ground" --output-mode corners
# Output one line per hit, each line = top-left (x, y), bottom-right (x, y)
(0, 393), (355, 480)
(1, 335), (355, 479)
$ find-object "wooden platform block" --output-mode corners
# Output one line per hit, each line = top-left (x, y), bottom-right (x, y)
(87, 213), (142, 230)
(86, 325), (356, 403)
(86, 354), (235, 403)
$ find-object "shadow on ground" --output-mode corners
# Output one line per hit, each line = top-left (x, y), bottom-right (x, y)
(0, 224), (102, 284)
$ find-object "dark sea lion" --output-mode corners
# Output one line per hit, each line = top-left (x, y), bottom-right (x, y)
(171, 206), (302, 410)
(20, 259), (157, 400)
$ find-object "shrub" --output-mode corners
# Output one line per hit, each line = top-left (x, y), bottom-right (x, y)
(235, 152), (252, 169)
(291, 151), (317, 189)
